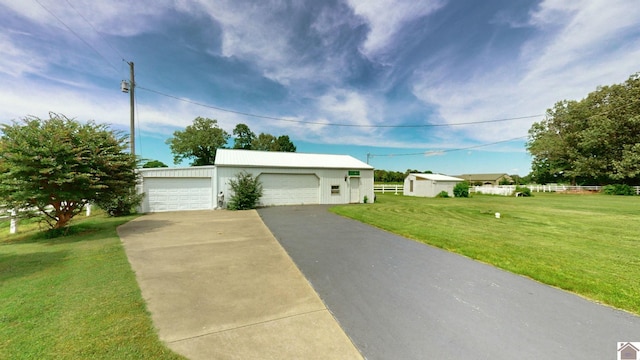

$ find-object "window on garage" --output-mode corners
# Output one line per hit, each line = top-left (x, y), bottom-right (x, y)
(331, 185), (340, 194)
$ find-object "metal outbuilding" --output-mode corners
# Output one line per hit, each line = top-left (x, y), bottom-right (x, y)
(137, 149), (374, 212)
(403, 173), (464, 197)
(215, 149), (374, 207)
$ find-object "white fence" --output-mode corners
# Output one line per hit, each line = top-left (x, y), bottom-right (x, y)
(472, 185), (640, 195)
(374, 184), (404, 194)
(374, 183), (640, 196)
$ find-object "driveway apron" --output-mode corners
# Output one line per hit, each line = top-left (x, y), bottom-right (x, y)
(258, 205), (640, 360)
(118, 210), (362, 360)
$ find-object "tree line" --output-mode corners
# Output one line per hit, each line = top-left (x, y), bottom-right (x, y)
(527, 72), (640, 185)
(163, 117), (296, 167)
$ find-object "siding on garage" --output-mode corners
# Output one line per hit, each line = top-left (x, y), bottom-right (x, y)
(214, 149), (374, 206)
(137, 166), (216, 213)
(136, 150), (375, 212)
(216, 166), (374, 206)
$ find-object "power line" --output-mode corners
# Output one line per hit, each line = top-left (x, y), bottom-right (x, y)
(368, 135), (528, 158)
(137, 86), (542, 128)
(27, 2), (544, 130)
(34, 0), (120, 74)
(63, 0), (127, 61)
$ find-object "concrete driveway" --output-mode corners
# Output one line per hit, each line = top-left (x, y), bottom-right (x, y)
(258, 205), (640, 360)
(118, 210), (361, 360)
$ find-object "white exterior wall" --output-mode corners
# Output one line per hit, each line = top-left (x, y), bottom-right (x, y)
(137, 167), (216, 213)
(404, 174), (458, 197)
(216, 166), (374, 206)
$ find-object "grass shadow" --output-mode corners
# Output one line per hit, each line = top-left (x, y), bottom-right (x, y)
(1, 214), (140, 246)
(116, 219), (175, 236)
(0, 250), (70, 283)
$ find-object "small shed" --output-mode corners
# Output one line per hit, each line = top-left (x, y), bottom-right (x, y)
(403, 173), (464, 197)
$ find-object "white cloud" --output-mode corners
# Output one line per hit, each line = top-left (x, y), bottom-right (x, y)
(347, 0), (445, 56)
(0, 34), (45, 76)
(412, 0), (640, 144)
(0, 76), (129, 125)
(0, 0), (173, 37)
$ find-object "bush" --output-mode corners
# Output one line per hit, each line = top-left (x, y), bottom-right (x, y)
(95, 191), (145, 217)
(228, 171), (263, 210)
(603, 184), (636, 196)
(453, 182), (470, 198)
(436, 191), (449, 198)
(515, 186), (532, 197)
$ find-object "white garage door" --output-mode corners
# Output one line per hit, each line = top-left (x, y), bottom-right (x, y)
(258, 174), (319, 206)
(144, 178), (212, 212)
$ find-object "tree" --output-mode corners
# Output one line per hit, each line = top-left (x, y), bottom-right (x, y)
(232, 123), (256, 150)
(527, 72), (640, 184)
(227, 171), (263, 210)
(251, 133), (277, 151)
(453, 181), (470, 198)
(274, 135), (296, 152)
(142, 160), (168, 168)
(166, 117), (229, 166)
(251, 132), (297, 152)
(0, 113), (138, 229)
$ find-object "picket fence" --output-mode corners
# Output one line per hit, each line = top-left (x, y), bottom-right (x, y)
(473, 184), (640, 195)
(374, 183), (640, 196)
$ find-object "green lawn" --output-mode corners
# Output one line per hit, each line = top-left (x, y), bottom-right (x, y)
(331, 192), (640, 315)
(0, 213), (185, 360)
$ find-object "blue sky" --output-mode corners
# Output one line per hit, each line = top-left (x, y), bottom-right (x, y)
(1, 0), (639, 175)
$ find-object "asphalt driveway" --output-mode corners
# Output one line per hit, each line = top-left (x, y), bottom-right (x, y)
(258, 205), (640, 360)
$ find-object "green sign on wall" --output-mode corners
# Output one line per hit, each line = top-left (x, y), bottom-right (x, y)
(348, 170), (360, 176)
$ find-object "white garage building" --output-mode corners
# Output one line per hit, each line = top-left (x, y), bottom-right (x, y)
(403, 173), (464, 198)
(138, 149), (374, 212)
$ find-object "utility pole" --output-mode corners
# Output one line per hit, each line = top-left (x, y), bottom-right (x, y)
(121, 61), (135, 155)
(128, 61), (135, 156)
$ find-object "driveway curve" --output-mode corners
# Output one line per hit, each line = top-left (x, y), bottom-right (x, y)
(258, 205), (640, 360)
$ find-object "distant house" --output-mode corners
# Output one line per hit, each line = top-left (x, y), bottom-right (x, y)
(403, 173), (464, 197)
(454, 173), (513, 186)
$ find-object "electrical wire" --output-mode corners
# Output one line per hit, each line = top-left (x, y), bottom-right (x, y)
(63, 0), (127, 61)
(31, 1), (544, 131)
(368, 136), (528, 158)
(34, 0), (120, 74)
(137, 85), (543, 128)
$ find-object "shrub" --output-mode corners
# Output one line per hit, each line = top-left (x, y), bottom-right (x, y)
(95, 191), (145, 217)
(436, 191), (449, 198)
(603, 184), (635, 196)
(453, 181), (470, 198)
(228, 171), (263, 210)
(515, 186), (532, 197)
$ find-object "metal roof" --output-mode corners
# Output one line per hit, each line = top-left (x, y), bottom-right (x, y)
(215, 149), (373, 169)
(411, 173), (464, 181)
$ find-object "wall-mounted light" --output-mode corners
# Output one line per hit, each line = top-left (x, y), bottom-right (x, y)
(344, 175), (348, 182)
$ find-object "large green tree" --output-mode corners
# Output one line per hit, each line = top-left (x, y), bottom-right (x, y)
(527, 73), (640, 184)
(232, 123), (256, 150)
(166, 117), (230, 166)
(0, 113), (138, 229)
(251, 133), (297, 152)
(142, 159), (168, 168)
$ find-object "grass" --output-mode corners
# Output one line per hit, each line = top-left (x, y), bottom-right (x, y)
(0, 212), (186, 360)
(331, 192), (640, 315)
